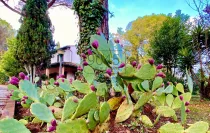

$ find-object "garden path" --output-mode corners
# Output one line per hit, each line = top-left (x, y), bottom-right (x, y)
(0, 85), (15, 119)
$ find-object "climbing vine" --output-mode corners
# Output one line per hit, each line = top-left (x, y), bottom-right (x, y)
(73, 0), (106, 55)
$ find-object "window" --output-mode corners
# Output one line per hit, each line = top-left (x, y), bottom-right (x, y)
(57, 55), (64, 62)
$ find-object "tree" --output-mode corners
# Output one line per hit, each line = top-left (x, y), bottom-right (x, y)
(124, 14), (167, 63)
(16, 0), (55, 82)
(0, 0), (72, 16)
(151, 17), (188, 74)
(0, 38), (24, 77)
(174, 9), (190, 23)
(0, 18), (14, 56)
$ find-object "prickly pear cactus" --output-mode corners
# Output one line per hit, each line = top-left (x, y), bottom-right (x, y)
(72, 80), (92, 94)
(30, 103), (54, 123)
(87, 109), (98, 131)
(83, 66), (95, 84)
(71, 92), (98, 119)
(99, 102), (110, 123)
(115, 100), (133, 123)
(19, 80), (40, 102)
(135, 64), (156, 80)
(134, 92), (153, 110)
(62, 96), (79, 121)
(56, 119), (89, 133)
(0, 118), (30, 133)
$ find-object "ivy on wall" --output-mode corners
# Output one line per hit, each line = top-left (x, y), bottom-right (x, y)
(73, 0), (106, 55)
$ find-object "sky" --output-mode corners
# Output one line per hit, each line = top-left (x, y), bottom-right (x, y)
(0, 0), (199, 46)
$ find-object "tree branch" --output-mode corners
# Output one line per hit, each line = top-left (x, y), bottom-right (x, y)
(20, 0), (26, 3)
(0, 0), (23, 16)
(47, 0), (56, 9)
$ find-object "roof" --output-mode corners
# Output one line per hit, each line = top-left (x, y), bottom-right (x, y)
(58, 45), (76, 51)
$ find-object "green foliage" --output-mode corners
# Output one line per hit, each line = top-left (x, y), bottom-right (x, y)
(0, 71), (9, 84)
(73, 0), (106, 54)
(135, 64), (156, 80)
(134, 92), (153, 110)
(0, 118), (30, 133)
(185, 121), (209, 133)
(83, 66), (95, 84)
(30, 103), (55, 123)
(140, 115), (153, 127)
(158, 123), (184, 133)
(56, 119), (89, 133)
(99, 102), (110, 123)
(71, 92), (98, 119)
(87, 109), (98, 130)
(16, 0), (55, 67)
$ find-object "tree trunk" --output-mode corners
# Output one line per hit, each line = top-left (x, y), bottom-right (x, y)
(100, 0), (109, 40)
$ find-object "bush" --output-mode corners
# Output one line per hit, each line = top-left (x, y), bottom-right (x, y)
(0, 71), (9, 84)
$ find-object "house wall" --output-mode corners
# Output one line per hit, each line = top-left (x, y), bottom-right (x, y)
(51, 45), (80, 64)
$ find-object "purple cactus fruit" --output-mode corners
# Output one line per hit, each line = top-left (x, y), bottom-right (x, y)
(51, 119), (57, 127)
(11, 76), (19, 82)
(62, 78), (64, 82)
(6, 95), (10, 99)
(69, 78), (73, 84)
(83, 61), (89, 66)
(51, 109), (55, 113)
(148, 58), (155, 65)
(121, 95), (126, 100)
(21, 98), (25, 101)
(131, 61), (137, 67)
(23, 96), (28, 99)
(92, 40), (99, 49)
(73, 98), (78, 103)
(161, 83), (164, 87)
(179, 95), (183, 101)
(60, 74), (65, 78)
(114, 39), (120, 43)
(21, 101), (26, 104)
(104, 73), (111, 78)
(17, 101), (20, 105)
(106, 68), (112, 76)
(81, 53), (87, 59)
(167, 81), (170, 85)
(9, 93), (12, 96)
(87, 49), (93, 55)
(54, 81), (59, 86)
(137, 64), (141, 69)
(10, 80), (19, 85)
(96, 31), (101, 35)
(156, 64), (163, 69)
(19, 72), (26, 80)
(185, 101), (190, 106)
(77, 66), (83, 71)
(156, 72), (166, 78)
(90, 85), (95, 91)
(47, 125), (56, 132)
(24, 76), (29, 80)
(185, 108), (190, 113)
(118, 63), (125, 68)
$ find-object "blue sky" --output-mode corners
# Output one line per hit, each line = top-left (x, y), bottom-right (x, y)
(0, 0), (199, 46)
(109, 0), (198, 32)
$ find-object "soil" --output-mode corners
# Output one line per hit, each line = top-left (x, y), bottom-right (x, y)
(14, 104), (46, 133)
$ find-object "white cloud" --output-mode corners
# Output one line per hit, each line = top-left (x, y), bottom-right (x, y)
(0, 3), (79, 47)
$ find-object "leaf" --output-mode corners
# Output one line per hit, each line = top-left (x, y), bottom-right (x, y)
(61, 96), (79, 121)
(96, 83), (107, 96)
(156, 87), (165, 96)
(166, 94), (174, 107)
(49, 78), (55, 85)
(56, 119), (89, 133)
(157, 93), (166, 106)
(72, 80), (92, 94)
(135, 64), (156, 80)
(141, 80), (150, 91)
(107, 97), (122, 110)
(99, 102), (110, 123)
(7, 84), (18, 90)
(59, 82), (74, 92)
(134, 92), (153, 110)
(158, 123), (184, 133)
(176, 83), (184, 93)
(87, 109), (98, 131)
(185, 121), (209, 133)
(44, 93), (55, 106)
(164, 85), (173, 93)
(186, 70), (193, 93)
(83, 66), (95, 84)
(156, 106), (176, 117)
(19, 80), (40, 102)
(54, 102), (62, 108)
(71, 92), (98, 119)
(0, 118), (30, 133)
(172, 92), (192, 109)
(115, 100), (133, 123)
(152, 77), (163, 91)
(140, 115), (153, 127)
(181, 102), (186, 124)
(119, 64), (135, 77)
(30, 103), (55, 123)
(87, 55), (108, 71)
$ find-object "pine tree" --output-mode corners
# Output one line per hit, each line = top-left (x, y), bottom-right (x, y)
(16, 0), (55, 82)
